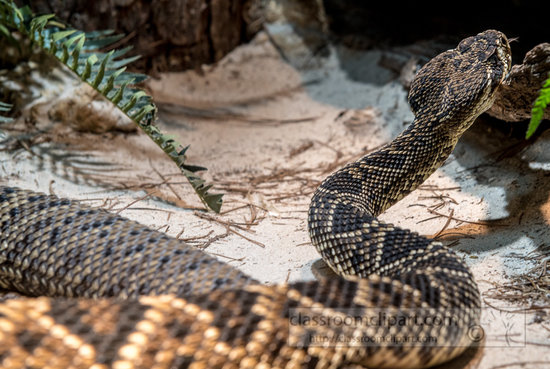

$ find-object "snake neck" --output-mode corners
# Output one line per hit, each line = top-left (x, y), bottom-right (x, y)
(382, 119), (461, 202)
(313, 118), (461, 217)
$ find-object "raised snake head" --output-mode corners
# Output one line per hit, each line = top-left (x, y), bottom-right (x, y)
(408, 29), (512, 135)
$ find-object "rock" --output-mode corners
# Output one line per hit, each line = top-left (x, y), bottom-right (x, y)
(488, 43), (550, 122)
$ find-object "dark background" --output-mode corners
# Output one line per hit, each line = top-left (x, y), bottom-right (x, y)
(323, 0), (548, 63)
(18, 0), (550, 70)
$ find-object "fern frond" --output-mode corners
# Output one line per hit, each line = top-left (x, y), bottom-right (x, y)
(0, 0), (223, 212)
(526, 73), (550, 139)
(0, 102), (13, 138)
(0, 101), (12, 122)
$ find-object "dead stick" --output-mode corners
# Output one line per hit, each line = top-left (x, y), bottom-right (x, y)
(226, 226), (265, 248)
(114, 190), (158, 214)
(427, 208), (508, 227)
(433, 208), (454, 239)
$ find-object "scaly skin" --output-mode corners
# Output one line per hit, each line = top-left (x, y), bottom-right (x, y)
(0, 30), (511, 368)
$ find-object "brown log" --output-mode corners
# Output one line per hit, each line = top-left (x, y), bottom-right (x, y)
(488, 43), (550, 122)
(23, 0), (264, 73)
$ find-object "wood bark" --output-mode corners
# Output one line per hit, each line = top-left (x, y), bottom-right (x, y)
(22, 0), (263, 73)
(488, 43), (550, 122)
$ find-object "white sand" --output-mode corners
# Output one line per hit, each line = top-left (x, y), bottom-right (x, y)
(2, 32), (549, 368)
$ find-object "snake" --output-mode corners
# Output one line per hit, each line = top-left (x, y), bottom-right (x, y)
(0, 29), (511, 368)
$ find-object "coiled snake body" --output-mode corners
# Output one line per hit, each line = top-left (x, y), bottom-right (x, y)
(0, 30), (511, 368)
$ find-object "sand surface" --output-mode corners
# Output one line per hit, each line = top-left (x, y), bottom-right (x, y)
(2, 31), (549, 368)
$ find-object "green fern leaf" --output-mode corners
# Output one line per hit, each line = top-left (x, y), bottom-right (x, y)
(110, 55), (141, 69)
(81, 54), (98, 81)
(109, 46), (133, 58)
(0, 1), (224, 212)
(526, 74), (550, 139)
(0, 23), (11, 38)
(70, 34), (86, 71)
(82, 33), (124, 49)
(29, 13), (54, 34)
(51, 29), (77, 42)
(121, 90), (148, 113)
(91, 50), (113, 88)
(110, 80), (133, 104)
(115, 72), (148, 84)
(0, 102), (11, 112)
(131, 105), (156, 123)
(101, 67), (126, 95)
(0, 102), (13, 138)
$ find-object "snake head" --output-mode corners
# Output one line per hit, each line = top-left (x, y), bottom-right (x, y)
(457, 29), (512, 86)
(408, 30), (512, 134)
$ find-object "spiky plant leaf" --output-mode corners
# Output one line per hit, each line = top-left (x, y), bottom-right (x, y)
(51, 29), (76, 42)
(91, 50), (113, 88)
(0, 102), (13, 138)
(101, 67), (126, 95)
(131, 105), (156, 122)
(110, 79), (133, 104)
(121, 90), (147, 112)
(84, 29), (116, 38)
(0, 0), (223, 212)
(110, 55), (141, 69)
(81, 54), (98, 81)
(0, 102), (11, 112)
(82, 33), (124, 49)
(526, 74), (550, 139)
(70, 34), (85, 71)
(0, 23), (10, 38)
